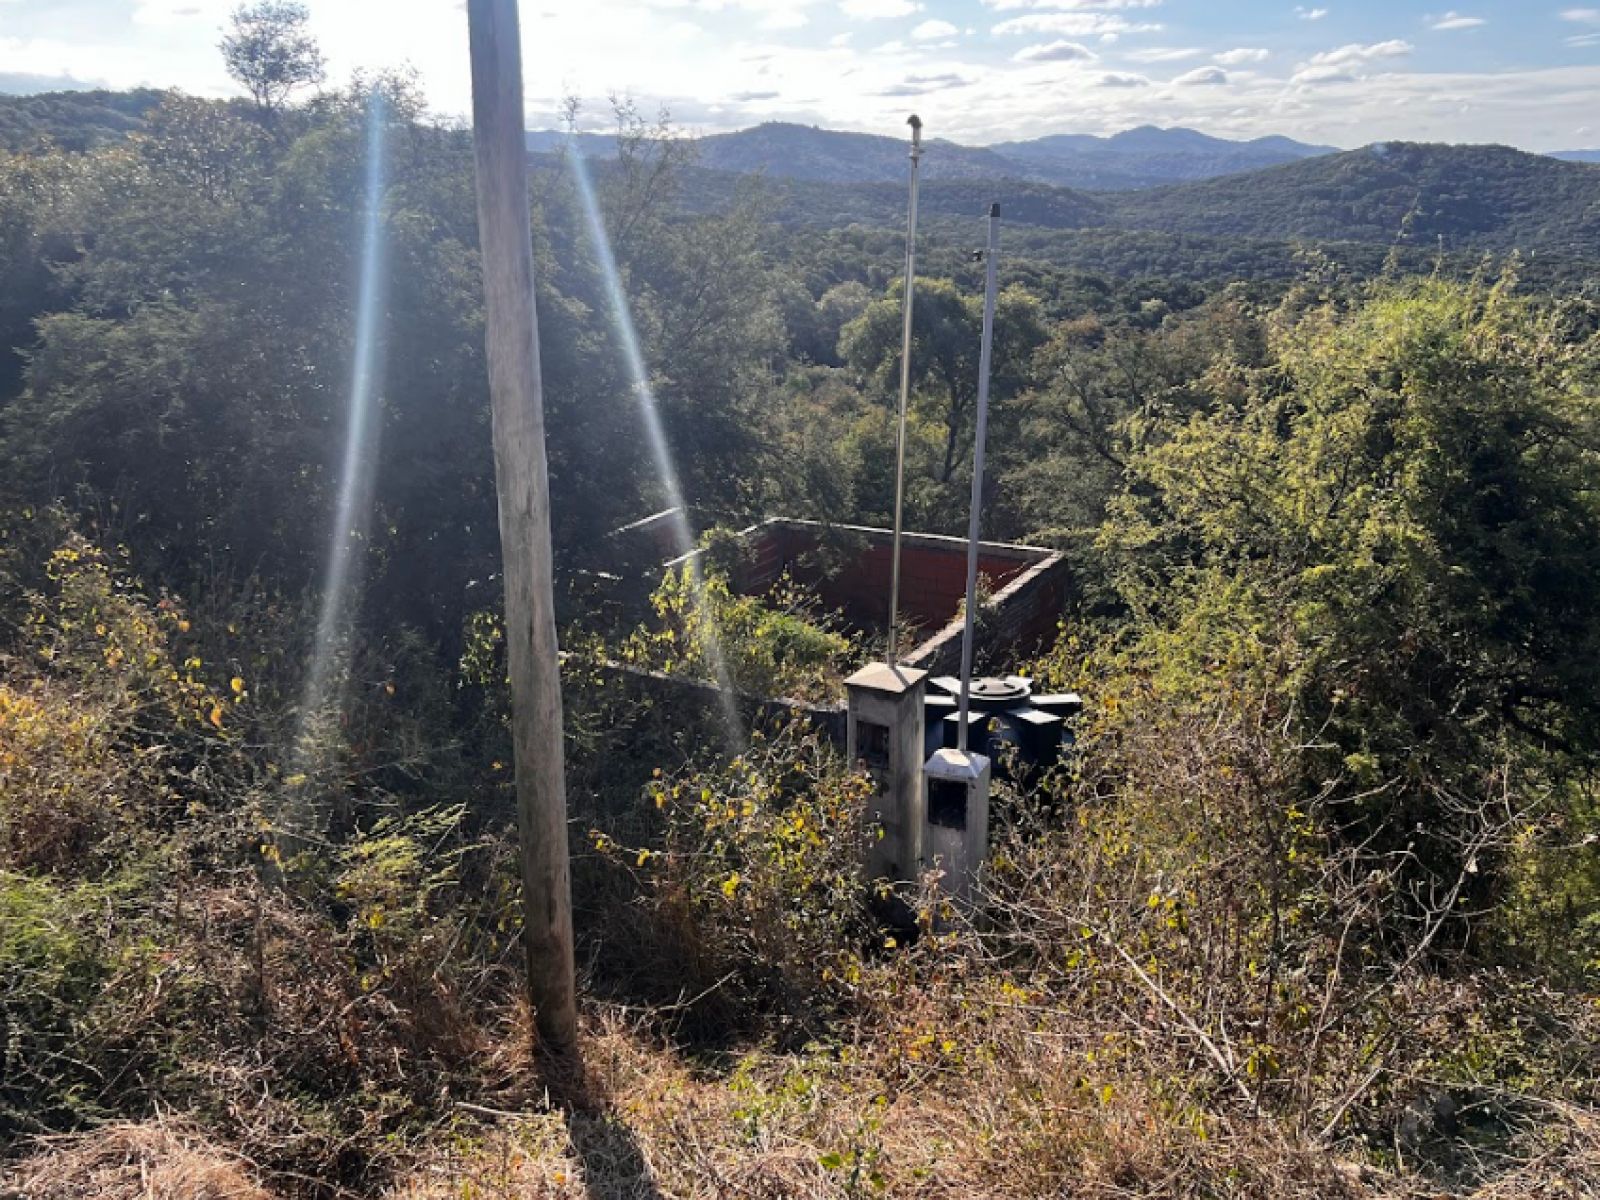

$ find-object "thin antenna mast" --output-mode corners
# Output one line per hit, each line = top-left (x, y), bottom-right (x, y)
(957, 204), (1000, 752)
(886, 113), (923, 665)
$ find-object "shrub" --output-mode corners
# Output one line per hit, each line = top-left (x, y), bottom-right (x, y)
(1097, 275), (1600, 944)
(611, 561), (855, 705)
(592, 717), (876, 1029)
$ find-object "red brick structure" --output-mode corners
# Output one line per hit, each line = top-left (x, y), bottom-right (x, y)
(659, 517), (1071, 676)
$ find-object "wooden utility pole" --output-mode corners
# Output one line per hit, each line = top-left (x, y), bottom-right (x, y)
(466, 0), (579, 1055)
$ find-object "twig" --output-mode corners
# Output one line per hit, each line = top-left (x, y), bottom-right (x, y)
(1093, 923), (1261, 1113)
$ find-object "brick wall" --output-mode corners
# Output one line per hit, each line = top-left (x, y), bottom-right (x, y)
(903, 552), (1071, 675)
(635, 515), (1073, 681)
(732, 520), (1042, 638)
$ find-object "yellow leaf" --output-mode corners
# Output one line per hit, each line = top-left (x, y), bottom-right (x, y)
(208, 703), (224, 729)
(230, 676), (245, 695)
(177, 619), (191, 633)
(636, 849), (651, 867)
(721, 872), (740, 898)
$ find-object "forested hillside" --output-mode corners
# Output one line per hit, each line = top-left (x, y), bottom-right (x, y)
(990, 124), (1335, 189)
(0, 88), (164, 152)
(526, 119), (1335, 189)
(2, 44), (1600, 1200)
(1112, 141), (1600, 253)
(666, 140), (1600, 286)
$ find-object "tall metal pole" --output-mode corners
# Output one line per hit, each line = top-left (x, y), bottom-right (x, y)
(957, 204), (1001, 753)
(466, 0), (579, 1056)
(886, 113), (923, 666)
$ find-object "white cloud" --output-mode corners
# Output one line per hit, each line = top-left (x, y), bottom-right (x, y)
(1126, 46), (1201, 62)
(641, 0), (828, 29)
(133, 0), (231, 26)
(1173, 65), (1228, 86)
(876, 70), (973, 96)
(982, 0), (1161, 8)
(839, 0), (920, 18)
(1306, 39), (1413, 67)
(1290, 40), (1412, 85)
(910, 18), (958, 38)
(1429, 11), (1485, 29)
(1012, 38), (1095, 61)
(9, 0), (1600, 159)
(1215, 47), (1269, 65)
(990, 12), (1159, 35)
(1296, 6), (1329, 19)
(1292, 64), (1356, 85)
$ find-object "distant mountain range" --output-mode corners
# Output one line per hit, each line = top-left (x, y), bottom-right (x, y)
(526, 120), (1338, 191)
(1107, 142), (1600, 253)
(660, 140), (1600, 267)
(988, 126), (1337, 190)
(2, 90), (1596, 277)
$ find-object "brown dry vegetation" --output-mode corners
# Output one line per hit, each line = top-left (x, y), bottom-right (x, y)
(6, 273), (1600, 1200)
(3, 504), (1599, 1200)
(7, 1121), (272, 1200)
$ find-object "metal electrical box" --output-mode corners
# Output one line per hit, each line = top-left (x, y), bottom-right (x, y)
(923, 747), (992, 903)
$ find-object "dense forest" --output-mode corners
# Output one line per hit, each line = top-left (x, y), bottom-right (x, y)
(2, 12), (1600, 1199)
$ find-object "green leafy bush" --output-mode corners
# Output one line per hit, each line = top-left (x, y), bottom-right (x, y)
(593, 718), (876, 1025)
(618, 564), (856, 704)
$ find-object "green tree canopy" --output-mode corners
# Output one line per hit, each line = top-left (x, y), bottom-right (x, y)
(1101, 275), (1600, 898)
(220, 2), (326, 116)
(840, 276), (1046, 485)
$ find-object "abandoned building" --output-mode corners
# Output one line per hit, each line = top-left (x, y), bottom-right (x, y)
(585, 509), (1082, 899)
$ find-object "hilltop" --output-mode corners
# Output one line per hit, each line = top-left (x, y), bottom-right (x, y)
(654, 139), (1600, 287)
(4, 74), (1600, 1200)
(990, 123), (1336, 189)
(528, 119), (1336, 190)
(0, 87), (164, 152)
(1110, 141), (1600, 254)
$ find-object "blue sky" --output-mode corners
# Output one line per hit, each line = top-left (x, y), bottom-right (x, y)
(1, 1), (1597, 148)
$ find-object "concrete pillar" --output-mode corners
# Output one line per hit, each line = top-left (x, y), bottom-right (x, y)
(845, 662), (928, 881)
(922, 748), (991, 904)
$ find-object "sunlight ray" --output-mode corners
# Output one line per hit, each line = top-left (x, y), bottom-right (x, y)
(282, 94), (390, 837)
(566, 141), (746, 750)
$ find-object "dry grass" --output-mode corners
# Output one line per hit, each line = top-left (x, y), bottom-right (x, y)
(3, 1121), (274, 1200)
(5, 522), (1598, 1200)
(385, 1003), (1389, 1200)
(12, 1033), (1597, 1200)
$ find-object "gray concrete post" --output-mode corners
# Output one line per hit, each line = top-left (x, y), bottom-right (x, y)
(846, 661), (928, 881)
(923, 747), (991, 904)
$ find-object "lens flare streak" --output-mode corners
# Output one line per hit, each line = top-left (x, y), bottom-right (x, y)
(283, 97), (390, 832)
(566, 144), (745, 748)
